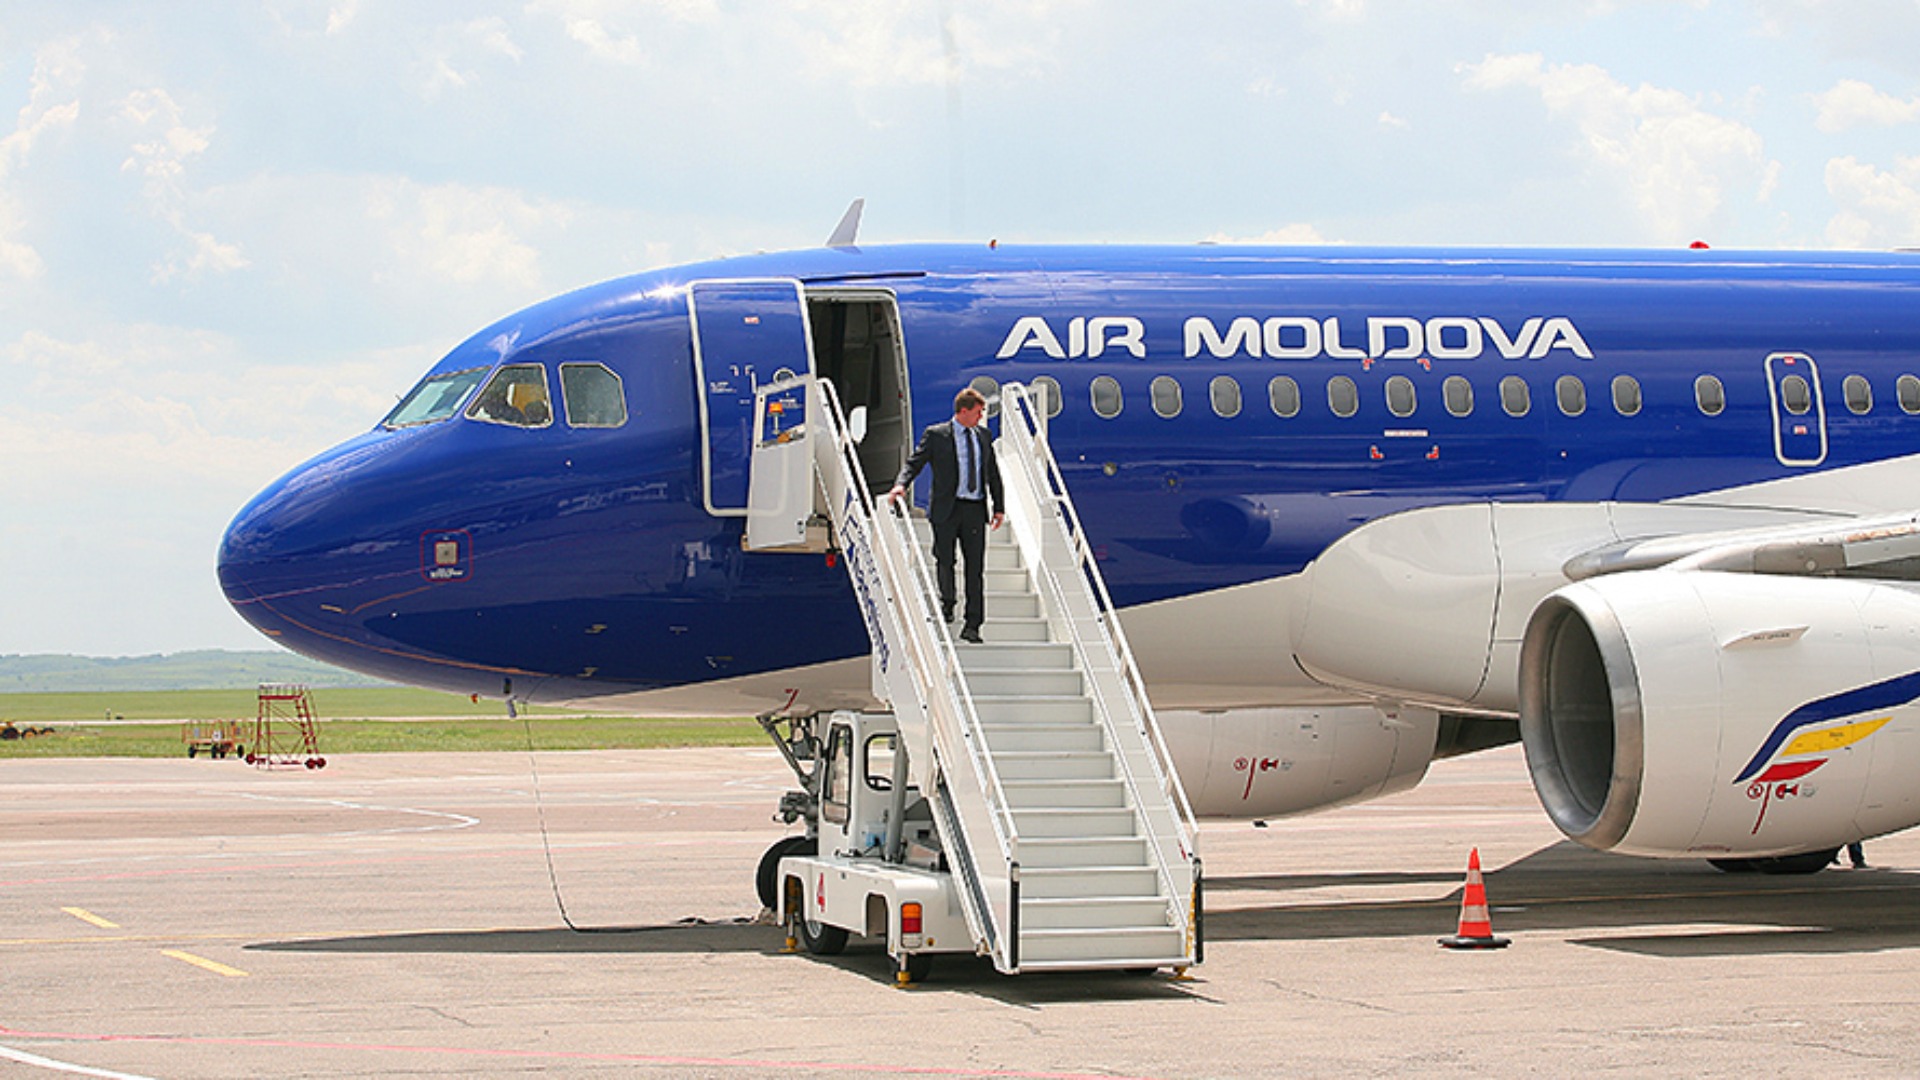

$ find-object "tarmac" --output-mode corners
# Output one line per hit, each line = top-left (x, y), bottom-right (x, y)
(4, 743), (1919, 1078)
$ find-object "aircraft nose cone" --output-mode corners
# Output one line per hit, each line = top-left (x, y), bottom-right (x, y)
(218, 454), (344, 641)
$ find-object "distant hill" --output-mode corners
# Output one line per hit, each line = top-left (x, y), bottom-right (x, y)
(0, 650), (392, 693)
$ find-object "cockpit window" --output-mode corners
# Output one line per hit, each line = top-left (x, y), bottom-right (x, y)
(560, 363), (629, 428)
(466, 364), (553, 427)
(383, 366), (489, 428)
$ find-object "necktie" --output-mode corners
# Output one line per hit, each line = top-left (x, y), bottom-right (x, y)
(966, 427), (979, 496)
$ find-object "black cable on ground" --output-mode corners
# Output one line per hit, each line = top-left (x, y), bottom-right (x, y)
(519, 711), (760, 934)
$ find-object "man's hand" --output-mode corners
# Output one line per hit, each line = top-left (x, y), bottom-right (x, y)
(886, 485), (906, 504)
(990, 512), (1005, 530)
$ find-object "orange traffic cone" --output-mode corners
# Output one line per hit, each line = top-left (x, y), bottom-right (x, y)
(1438, 847), (1510, 949)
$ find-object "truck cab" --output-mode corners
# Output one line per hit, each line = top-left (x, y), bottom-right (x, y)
(771, 711), (971, 983)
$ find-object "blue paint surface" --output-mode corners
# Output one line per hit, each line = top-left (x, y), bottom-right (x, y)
(217, 244), (1920, 701)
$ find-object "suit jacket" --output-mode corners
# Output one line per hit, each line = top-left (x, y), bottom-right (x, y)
(896, 420), (1003, 524)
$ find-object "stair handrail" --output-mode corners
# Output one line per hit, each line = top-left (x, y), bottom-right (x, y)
(994, 383), (1201, 901)
(798, 376), (1024, 967)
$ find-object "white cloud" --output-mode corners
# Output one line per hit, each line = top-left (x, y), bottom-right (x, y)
(1205, 224), (1329, 245)
(0, 36), (88, 281)
(1378, 111), (1409, 130)
(771, 0), (1085, 88)
(327, 0), (361, 35)
(117, 87), (249, 282)
(1824, 155), (1920, 248)
(264, 0), (366, 37)
(540, 0), (1069, 88)
(0, 37), (85, 179)
(526, 0), (710, 64)
(0, 201), (40, 279)
(420, 17), (525, 97)
(367, 178), (574, 290)
(1461, 52), (1777, 243)
(1813, 78), (1920, 132)
(562, 19), (647, 64)
(1295, 0), (1367, 19)
(0, 324), (425, 654)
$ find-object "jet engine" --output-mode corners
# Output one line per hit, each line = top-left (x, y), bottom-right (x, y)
(1157, 704), (1440, 819)
(1519, 570), (1920, 859)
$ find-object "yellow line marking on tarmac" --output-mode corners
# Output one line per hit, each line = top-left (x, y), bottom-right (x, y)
(1, 933), (250, 947)
(60, 907), (120, 930)
(160, 949), (248, 978)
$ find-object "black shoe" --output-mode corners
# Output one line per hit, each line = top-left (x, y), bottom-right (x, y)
(941, 605), (956, 623)
(959, 626), (983, 644)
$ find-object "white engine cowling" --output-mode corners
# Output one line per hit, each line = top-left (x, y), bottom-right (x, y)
(1519, 570), (1920, 858)
(1158, 704), (1439, 819)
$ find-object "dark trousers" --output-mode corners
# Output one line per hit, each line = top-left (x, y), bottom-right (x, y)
(933, 499), (989, 630)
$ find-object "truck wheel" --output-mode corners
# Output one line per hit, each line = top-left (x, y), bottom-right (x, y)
(799, 909), (848, 956)
(902, 953), (933, 982)
(756, 835), (814, 911)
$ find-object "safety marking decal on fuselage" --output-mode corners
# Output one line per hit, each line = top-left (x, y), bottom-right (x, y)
(1733, 670), (1920, 834)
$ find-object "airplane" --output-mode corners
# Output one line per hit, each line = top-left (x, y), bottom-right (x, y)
(218, 229), (1920, 886)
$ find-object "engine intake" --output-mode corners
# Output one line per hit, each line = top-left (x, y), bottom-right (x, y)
(1518, 590), (1643, 851)
(1519, 571), (1920, 859)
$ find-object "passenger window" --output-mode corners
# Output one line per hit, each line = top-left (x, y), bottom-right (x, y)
(1328, 375), (1359, 418)
(1695, 374), (1726, 416)
(1443, 376), (1473, 417)
(559, 363), (628, 428)
(466, 364), (553, 427)
(1844, 374), (1872, 415)
(1556, 374), (1586, 417)
(1902, 374), (1920, 415)
(1500, 375), (1530, 417)
(1030, 375), (1064, 418)
(822, 725), (852, 825)
(1612, 375), (1642, 416)
(865, 733), (896, 792)
(1269, 375), (1301, 418)
(1779, 374), (1812, 415)
(385, 366), (490, 428)
(1151, 376), (1183, 418)
(1385, 375), (1416, 418)
(1210, 375), (1242, 418)
(970, 375), (1001, 418)
(1091, 376), (1123, 419)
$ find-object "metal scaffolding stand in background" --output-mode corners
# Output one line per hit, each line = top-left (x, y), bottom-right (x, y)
(248, 683), (326, 770)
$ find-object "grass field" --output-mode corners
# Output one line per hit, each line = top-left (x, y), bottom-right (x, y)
(0, 687), (587, 723)
(0, 688), (762, 757)
(0, 716), (763, 758)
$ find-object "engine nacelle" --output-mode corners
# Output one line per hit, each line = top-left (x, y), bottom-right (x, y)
(1519, 570), (1920, 858)
(1158, 704), (1438, 819)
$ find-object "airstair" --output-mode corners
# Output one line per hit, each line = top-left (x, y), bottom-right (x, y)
(746, 377), (1201, 973)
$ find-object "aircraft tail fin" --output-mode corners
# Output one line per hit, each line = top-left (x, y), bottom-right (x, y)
(826, 198), (865, 247)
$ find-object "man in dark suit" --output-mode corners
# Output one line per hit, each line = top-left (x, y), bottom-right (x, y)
(887, 387), (1004, 643)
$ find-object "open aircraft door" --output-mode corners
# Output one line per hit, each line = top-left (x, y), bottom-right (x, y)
(688, 279), (816, 515)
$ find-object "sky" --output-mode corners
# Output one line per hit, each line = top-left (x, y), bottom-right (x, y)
(8, 0), (1920, 657)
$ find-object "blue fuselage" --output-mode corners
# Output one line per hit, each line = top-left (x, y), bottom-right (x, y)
(217, 244), (1920, 705)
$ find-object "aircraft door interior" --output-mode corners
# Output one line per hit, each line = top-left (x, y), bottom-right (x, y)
(806, 291), (912, 496)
